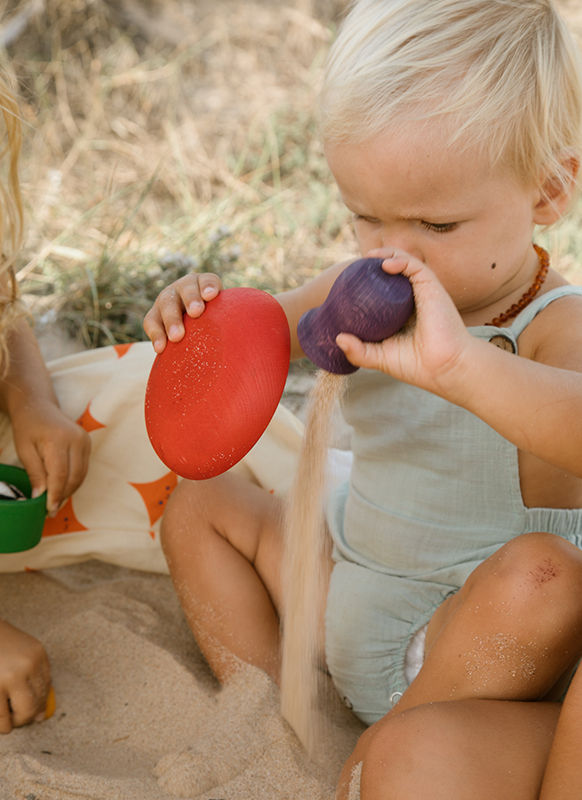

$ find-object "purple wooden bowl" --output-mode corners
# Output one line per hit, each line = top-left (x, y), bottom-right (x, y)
(297, 258), (414, 375)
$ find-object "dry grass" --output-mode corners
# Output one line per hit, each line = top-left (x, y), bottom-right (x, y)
(4, 0), (354, 347)
(2, 0), (582, 349)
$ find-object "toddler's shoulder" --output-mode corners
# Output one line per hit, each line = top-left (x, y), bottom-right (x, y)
(517, 284), (582, 371)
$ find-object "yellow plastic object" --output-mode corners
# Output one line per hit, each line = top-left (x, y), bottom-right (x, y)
(44, 686), (56, 720)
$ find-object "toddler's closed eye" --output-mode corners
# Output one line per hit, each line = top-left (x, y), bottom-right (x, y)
(420, 221), (459, 233)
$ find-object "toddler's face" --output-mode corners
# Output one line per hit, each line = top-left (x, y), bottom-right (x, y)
(325, 124), (544, 321)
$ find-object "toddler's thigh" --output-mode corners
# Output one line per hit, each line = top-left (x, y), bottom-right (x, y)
(360, 699), (560, 800)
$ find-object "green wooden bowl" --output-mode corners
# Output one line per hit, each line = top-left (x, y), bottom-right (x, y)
(0, 465), (47, 553)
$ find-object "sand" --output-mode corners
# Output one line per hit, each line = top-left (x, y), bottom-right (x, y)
(281, 371), (347, 757)
(0, 559), (364, 800)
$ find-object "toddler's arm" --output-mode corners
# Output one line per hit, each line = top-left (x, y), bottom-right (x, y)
(0, 618), (51, 734)
(0, 318), (90, 515)
(144, 259), (354, 360)
(337, 249), (582, 478)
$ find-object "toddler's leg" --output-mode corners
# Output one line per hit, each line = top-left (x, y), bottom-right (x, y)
(391, 532), (582, 718)
(337, 532), (582, 796)
(540, 654), (582, 798)
(353, 699), (559, 800)
(161, 473), (286, 684)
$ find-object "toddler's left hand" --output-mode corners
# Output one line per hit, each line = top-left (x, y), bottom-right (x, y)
(9, 399), (91, 516)
(336, 248), (474, 397)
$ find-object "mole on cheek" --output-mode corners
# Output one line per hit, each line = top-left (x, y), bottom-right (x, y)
(491, 263), (496, 269)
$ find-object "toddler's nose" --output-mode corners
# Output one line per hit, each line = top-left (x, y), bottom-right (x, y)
(380, 236), (424, 262)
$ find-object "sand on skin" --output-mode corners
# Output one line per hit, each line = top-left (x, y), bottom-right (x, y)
(0, 560), (363, 799)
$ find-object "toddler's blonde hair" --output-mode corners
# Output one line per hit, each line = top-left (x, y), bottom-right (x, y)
(321, 0), (582, 192)
(0, 71), (24, 373)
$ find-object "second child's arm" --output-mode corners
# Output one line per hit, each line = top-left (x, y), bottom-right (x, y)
(0, 318), (90, 515)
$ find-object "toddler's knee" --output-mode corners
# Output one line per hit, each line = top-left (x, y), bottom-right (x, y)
(473, 532), (582, 620)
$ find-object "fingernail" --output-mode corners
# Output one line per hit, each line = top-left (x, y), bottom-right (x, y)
(34, 711), (45, 723)
(188, 301), (204, 314)
(31, 487), (44, 499)
(168, 324), (182, 338)
(201, 286), (215, 298)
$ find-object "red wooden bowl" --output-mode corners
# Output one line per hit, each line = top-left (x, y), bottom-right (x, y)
(145, 288), (290, 480)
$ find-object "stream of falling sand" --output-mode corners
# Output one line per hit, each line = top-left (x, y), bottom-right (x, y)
(281, 369), (347, 757)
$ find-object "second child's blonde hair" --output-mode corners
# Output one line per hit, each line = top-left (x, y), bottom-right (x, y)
(0, 71), (24, 374)
(320, 0), (582, 191)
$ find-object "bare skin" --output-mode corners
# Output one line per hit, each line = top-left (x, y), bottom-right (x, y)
(356, 700), (561, 800)
(161, 473), (288, 684)
(539, 656), (582, 799)
(0, 280), (90, 733)
(0, 620), (51, 734)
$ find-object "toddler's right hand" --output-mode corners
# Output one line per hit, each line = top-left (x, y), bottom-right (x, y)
(0, 619), (51, 734)
(144, 273), (223, 353)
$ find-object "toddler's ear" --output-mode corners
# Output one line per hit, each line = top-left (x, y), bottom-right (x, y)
(533, 150), (580, 225)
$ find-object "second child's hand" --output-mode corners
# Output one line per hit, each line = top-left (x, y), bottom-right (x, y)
(0, 320), (90, 516)
(9, 400), (90, 516)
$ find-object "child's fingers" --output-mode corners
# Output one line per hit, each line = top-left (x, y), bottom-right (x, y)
(46, 457), (70, 517)
(57, 435), (91, 506)
(143, 306), (170, 354)
(44, 442), (84, 516)
(177, 273), (221, 316)
(366, 247), (427, 280)
(145, 275), (222, 352)
(4, 677), (48, 729)
(0, 691), (12, 734)
(144, 287), (186, 351)
(198, 274), (221, 302)
(16, 424), (90, 514)
(17, 446), (47, 502)
(336, 333), (385, 372)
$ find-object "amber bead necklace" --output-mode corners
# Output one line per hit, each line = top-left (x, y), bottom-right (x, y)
(485, 244), (549, 327)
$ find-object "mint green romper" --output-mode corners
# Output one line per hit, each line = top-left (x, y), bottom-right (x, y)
(325, 286), (582, 725)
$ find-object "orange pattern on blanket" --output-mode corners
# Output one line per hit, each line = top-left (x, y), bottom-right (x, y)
(42, 498), (89, 536)
(114, 343), (134, 358)
(76, 403), (106, 432)
(129, 471), (178, 527)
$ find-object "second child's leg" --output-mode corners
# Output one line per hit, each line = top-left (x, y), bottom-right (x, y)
(161, 473), (289, 684)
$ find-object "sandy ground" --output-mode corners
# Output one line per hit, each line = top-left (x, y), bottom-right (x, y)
(0, 559), (364, 799)
(0, 327), (359, 799)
